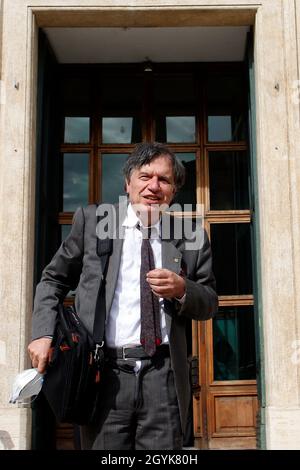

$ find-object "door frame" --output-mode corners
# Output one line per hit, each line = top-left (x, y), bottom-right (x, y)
(4, 1), (264, 450)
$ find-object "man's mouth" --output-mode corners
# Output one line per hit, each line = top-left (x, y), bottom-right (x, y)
(142, 195), (161, 204)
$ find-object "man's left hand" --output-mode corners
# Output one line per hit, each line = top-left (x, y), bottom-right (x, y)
(146, 268), (186, 299)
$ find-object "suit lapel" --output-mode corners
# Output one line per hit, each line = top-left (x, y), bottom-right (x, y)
(105, 202), (126, 315)
(161, 239), (182, 274)
(161, 212), (183, 274)
(161, 217), (183, 338)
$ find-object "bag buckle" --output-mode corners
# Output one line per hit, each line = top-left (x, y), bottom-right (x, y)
(94, 342), (104, 363)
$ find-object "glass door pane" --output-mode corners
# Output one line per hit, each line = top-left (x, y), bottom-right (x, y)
(157, 116), (196, 143)
(101, 153), (129, 204)
(61, 224), (72, 242)
(209, 151), (249, 210)
(210, 223), (253, 295)
(100, 74), (143, 144)
(213, 306), (256, 380)
(154, 74), (196, 143)
(172, 153), (197, 210)
(102, 117), (141, 144)
(206, 76), (247, 142)
(64, 117), (90, 143)
(61, 153), (89, 211)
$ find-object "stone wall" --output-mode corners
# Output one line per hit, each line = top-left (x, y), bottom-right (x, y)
(0, 0), (299, 449)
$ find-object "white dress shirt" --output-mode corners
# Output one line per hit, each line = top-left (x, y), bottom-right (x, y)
(105, 203), (169, 348)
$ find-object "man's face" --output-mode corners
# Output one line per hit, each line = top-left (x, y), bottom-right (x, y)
(125, 155), (176, 222)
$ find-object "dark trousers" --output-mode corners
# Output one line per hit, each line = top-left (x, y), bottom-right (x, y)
(80, 355), (182, 450)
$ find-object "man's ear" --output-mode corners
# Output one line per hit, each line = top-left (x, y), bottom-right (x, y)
(124, 179), (130, 193)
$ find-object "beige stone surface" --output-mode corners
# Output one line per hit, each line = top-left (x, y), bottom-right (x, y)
(266, 407), (300, 450)
(0, 0), (37, 451)
(0, 0), (300, 450)
(0, 1), (3, 78)
(253, 0), (300, 448)
(255, 0), (300, 406)
(0, 408), (31, 450)
(17, 0), (262, 5)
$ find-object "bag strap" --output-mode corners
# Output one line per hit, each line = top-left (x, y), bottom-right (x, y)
(92, 207), (113, 345)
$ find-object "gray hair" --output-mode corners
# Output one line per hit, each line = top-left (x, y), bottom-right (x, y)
(123, 142), (185, 191)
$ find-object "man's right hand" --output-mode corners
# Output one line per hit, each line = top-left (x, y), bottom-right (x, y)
(28, 337), (52, 374)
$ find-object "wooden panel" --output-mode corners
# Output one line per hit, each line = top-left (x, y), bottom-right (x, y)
(209, 436), (256, 450)
(56, 423), (76, 450)
(192, 391), (203, 437)
(218, 295), (253, 307)
(34, 8), (257, 29)
(58, 212), (73, 224)
(212, 394), (258, 436)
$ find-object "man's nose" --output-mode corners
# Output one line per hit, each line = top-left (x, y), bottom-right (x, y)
(148, 176), (160, 191)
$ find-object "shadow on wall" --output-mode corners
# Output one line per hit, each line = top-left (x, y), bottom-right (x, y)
(0, 430), (14, 450)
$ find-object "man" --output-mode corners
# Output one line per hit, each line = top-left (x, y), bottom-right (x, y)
(28, 142), (218, 450)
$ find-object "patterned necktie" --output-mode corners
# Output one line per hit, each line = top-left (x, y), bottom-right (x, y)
(139, 226), (162, 356)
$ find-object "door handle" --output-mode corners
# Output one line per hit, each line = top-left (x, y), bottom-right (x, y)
(190, 356), (201, 393)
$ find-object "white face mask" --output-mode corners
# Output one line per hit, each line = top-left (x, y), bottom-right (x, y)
(9, 369), (44, 404)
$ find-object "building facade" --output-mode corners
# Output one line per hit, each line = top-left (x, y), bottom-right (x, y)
(0, 0), (300, 450)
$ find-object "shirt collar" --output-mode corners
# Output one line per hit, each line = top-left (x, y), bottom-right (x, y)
(122, 203), (161, 236)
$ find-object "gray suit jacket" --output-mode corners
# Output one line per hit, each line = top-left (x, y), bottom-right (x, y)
(32, 203), (218, 431)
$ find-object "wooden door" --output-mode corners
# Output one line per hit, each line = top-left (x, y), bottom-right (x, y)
(36, 62), (258, 449)
(192, 70), (258, 449)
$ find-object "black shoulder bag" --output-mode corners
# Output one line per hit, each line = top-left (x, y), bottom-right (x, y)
(42, 219), (112, 425)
